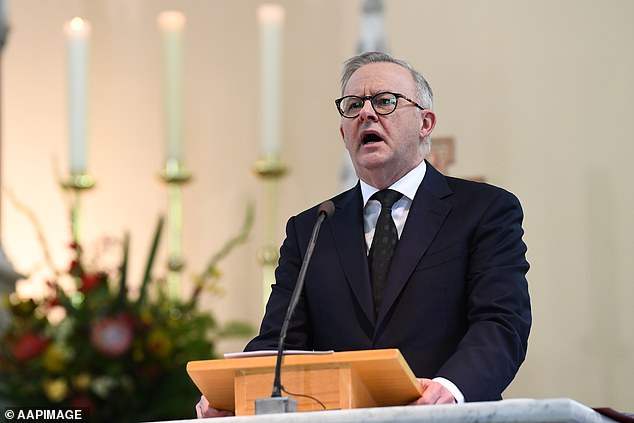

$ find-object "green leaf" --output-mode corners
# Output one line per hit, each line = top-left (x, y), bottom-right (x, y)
(189, 203), (254, 306)
(115, 232), (130, 309)
(204, 203), (254, 277)
(136, 216), (164, 308)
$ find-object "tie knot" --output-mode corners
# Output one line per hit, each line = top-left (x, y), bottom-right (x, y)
(371, 189), (402, 209)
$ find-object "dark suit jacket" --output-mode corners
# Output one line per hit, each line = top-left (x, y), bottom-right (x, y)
(245, 162), (531, 402)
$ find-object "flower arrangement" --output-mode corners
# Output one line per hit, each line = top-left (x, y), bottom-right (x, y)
(0, 208), (255, 422)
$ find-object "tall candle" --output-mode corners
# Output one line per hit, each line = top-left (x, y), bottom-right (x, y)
(64, 17), (90, 175)
(158, 10), (185, 164)
(257, 4), (284, 158)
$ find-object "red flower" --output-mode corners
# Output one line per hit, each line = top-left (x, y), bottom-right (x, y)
(12, 332), (50, 362)
(118, 312), (140, 330)
(44, 296), (60, 308)
(69, 394), (96, 411)
(90, 315), (133, 357)
(79, 272), (102, 293)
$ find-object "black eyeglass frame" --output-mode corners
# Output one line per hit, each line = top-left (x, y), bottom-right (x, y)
(334, 91), (425, 118)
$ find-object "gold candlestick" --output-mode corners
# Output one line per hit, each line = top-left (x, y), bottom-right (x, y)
(252, 155), (287, 309)
(62, 172), (95, 243)
(160, 158), (192, 299)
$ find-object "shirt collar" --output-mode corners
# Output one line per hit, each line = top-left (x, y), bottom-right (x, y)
(360, 160), (427, 206)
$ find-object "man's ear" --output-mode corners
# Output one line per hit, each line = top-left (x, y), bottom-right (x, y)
(420, 110), (437, 138)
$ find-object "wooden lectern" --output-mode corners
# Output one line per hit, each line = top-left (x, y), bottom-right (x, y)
(186, 349), (422, 416)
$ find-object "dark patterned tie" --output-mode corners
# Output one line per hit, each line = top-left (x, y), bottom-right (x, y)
(368, 189), (403, 317)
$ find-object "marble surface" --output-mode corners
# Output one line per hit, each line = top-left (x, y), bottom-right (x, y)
(155, 398), (617, 423)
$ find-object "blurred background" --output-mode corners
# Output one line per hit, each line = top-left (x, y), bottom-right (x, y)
(1, 0), (632, 412)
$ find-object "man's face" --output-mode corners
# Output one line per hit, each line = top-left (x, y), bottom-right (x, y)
(339, 62), (435, 188)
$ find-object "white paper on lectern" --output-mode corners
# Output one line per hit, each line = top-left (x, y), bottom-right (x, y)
(223, 350), (334, 359)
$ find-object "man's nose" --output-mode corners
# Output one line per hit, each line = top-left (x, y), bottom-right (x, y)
(358, 99), (378, 121)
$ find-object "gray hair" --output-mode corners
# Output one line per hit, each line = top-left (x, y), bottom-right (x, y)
(340, 51), (434, 110)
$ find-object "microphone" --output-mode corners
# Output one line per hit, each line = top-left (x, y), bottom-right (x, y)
(255, 201), (335, 415)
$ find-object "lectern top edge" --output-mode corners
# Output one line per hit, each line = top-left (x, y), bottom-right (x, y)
(186, 348), (421, 415)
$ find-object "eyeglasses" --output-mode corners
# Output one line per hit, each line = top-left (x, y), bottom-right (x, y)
(334, 91), (425, 118)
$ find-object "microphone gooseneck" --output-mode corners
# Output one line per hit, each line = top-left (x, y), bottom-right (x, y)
(270, 201), (334, 398)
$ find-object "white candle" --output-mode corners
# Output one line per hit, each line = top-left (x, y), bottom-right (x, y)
(257, 4), (285, 158)
(64, 17), (90, 175)
(158, 10), (185, 164)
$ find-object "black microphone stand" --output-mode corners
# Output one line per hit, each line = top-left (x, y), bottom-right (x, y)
(254, 201), (334, 414)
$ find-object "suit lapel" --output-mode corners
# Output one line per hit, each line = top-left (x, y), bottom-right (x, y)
(328, 184), (376, 326)
(376, 163), (453, 325)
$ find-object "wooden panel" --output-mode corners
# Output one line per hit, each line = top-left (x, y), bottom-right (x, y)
(235, 365), (352, 415)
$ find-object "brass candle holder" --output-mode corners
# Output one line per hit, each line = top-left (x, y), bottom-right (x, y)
(61, 172), (95, 243)
(159, 158), (192, 299)
(252, 155), (287, 308)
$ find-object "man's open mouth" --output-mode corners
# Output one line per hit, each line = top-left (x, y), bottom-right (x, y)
(362, 133), (383, 144)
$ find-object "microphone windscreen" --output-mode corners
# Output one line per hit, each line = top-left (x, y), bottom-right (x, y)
(318, 200), (335, 217)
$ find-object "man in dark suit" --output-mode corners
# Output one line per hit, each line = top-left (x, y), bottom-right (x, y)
(197, 51), (530, 416)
